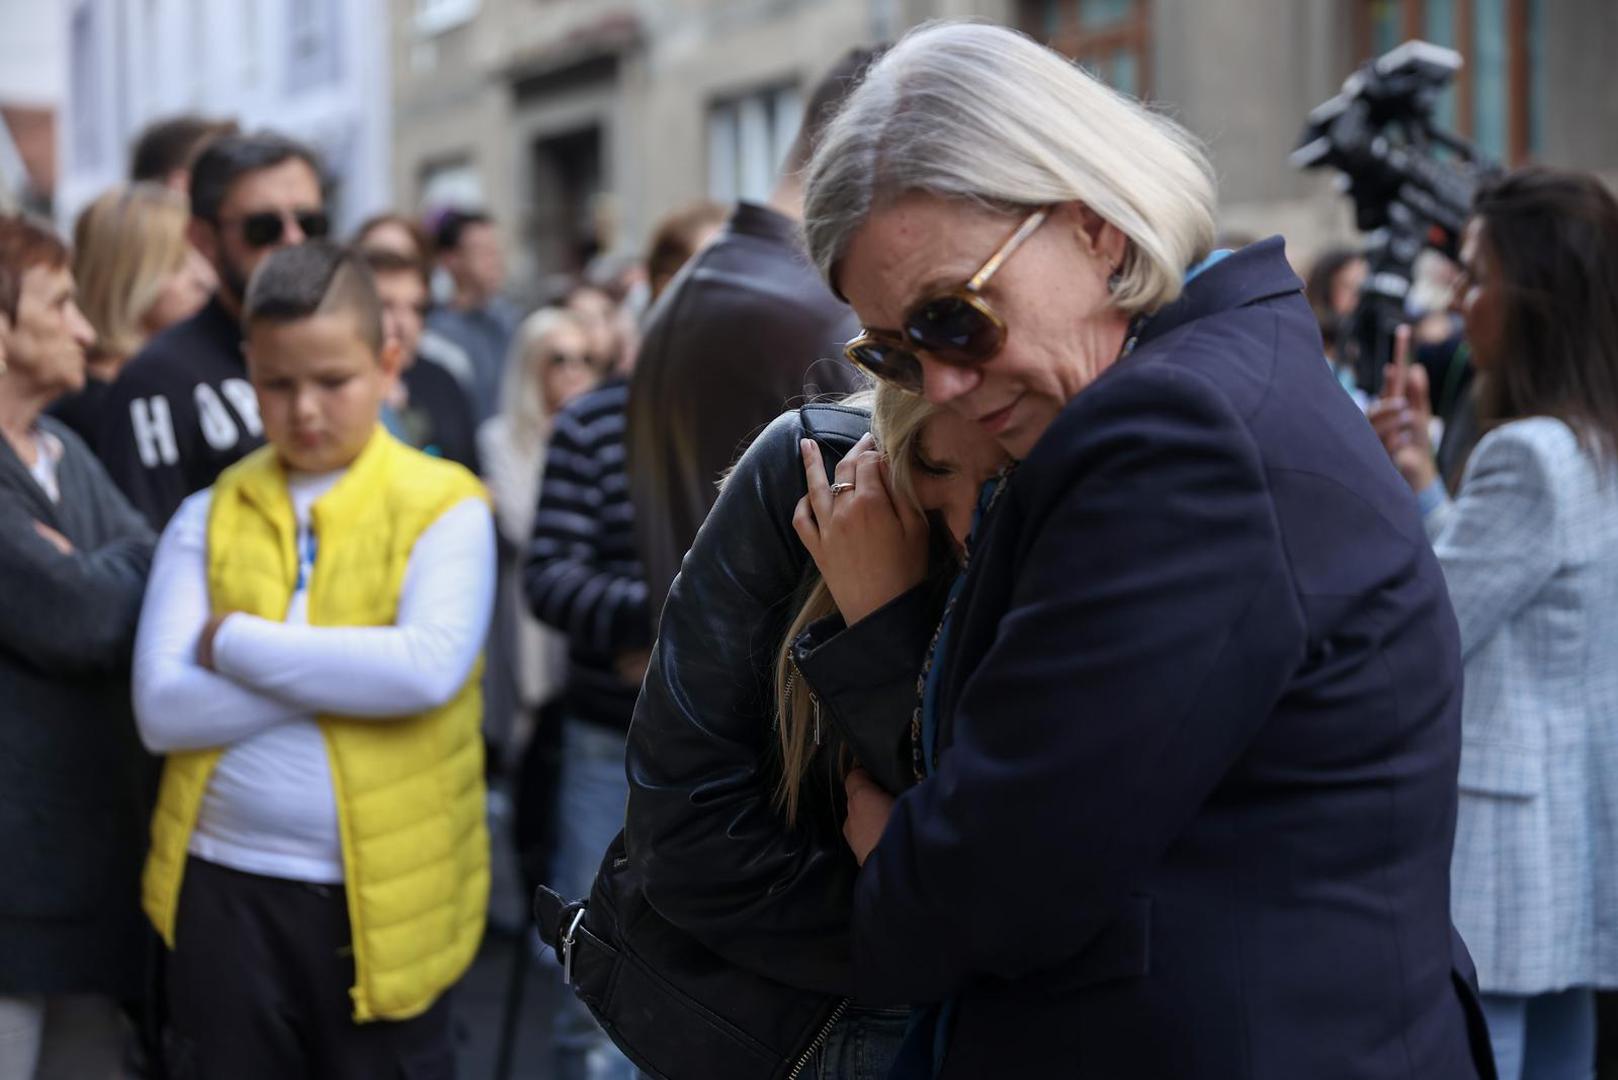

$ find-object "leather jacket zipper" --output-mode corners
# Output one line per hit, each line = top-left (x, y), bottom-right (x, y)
(785, 997), (849, 1079)
(784, 662), (823, 747)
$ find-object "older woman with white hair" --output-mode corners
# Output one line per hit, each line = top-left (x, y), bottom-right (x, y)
(790, 22), (1495, 1078)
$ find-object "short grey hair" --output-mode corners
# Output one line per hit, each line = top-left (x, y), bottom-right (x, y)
(803, 21), (1218, 316)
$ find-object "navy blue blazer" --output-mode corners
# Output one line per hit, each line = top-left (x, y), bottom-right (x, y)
(850, 240), (1496, 1078)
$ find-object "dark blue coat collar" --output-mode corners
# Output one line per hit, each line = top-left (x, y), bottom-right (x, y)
(1134, 236), (1303, 352)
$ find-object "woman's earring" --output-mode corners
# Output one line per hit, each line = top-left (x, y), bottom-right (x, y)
(1107, 268), (1123, 294)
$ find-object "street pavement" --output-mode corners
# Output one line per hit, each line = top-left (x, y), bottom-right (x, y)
(455, 928), (562, 1079)
(456, 783), (564, 1079)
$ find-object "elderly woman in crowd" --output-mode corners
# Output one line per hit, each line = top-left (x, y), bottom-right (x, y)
(1371, 167), (1618, 1080)
(0, 215), (155, 1078)
(789, 22), (1493, 1077)
(52, 183), (212, 442)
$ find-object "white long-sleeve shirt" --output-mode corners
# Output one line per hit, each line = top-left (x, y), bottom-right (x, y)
(132, 470), (496, 882)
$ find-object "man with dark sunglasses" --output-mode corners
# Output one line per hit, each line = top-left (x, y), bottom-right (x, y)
(95, 132), (325, 528)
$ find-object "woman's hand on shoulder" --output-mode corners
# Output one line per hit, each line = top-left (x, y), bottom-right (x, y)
(793, 433), (929, 627)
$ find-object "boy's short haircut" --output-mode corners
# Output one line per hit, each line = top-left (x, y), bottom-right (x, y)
(244, 241), (384, 353)
(0, 213), (70, 322)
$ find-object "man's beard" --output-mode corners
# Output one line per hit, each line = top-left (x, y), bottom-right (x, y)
(215, 249), (253, 310)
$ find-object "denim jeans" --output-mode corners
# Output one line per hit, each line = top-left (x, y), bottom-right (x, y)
(812, 1006), (911, 1080)
(1481, 987), (1596, 1080)
(551, 717), (638, 1080)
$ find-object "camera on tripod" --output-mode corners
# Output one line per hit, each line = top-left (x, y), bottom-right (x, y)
(1293, 40), (1498, 395)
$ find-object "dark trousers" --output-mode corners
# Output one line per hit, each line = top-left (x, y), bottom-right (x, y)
(166, 856), (455, 1080)
(1597, 991), (1618, 1079)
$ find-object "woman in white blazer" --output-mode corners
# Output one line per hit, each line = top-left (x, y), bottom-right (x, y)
(1372, 167), (1618, 1080)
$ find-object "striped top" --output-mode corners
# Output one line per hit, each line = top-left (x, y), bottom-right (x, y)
(523, 378), (651, 731)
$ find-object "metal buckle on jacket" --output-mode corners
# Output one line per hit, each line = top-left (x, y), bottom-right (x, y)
(561, 906), (587, 987)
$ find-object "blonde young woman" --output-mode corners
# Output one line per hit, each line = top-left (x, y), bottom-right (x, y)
(772, 385), (1000, 822)
(53, 184), (212, 442)
(478, 307), (606, 749)
(600, 381), (1002, 1080)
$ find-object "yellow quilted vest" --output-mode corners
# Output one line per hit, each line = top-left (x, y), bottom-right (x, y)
(142, 427), (491, 1022)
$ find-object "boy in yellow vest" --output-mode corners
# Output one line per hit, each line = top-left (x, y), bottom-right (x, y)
(130, 240), (495, 1077)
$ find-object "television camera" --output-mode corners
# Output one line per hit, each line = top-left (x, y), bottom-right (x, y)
(1292, 39), (1499, 394)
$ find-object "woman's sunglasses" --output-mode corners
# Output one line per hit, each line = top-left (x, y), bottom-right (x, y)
(222, 209), (332, 249)
(546, 351), (609, 371)
(843, 207), (1049, 393)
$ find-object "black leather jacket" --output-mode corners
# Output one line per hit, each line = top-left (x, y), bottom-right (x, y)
(623, 403), (937, 997)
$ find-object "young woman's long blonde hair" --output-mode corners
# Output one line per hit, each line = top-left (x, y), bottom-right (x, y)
(772, 382), (937, 824)
(71, 183), (192, 362)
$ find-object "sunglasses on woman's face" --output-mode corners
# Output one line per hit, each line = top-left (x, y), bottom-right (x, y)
(843, 207), (1050, 394)
(546, 351), (608, 371)
(223, 209), (332, 249)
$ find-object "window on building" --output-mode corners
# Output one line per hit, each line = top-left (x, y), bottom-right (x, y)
(530, 128), (603, 273)
(1356, 0), (1542, 162)
(287, 0), (342, 90)
(706, 84), (802, 205)
(1018, 0), (1152, 97)
(414, 0), (479, 36)
(419, 158), (485, 213)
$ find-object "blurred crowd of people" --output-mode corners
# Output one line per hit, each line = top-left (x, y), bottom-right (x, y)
(0, 48), (862, 1079)
(2, 21), (1618, 1080)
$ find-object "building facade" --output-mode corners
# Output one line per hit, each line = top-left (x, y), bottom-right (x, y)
(395, 0), (1616, 285)
(56, 0), (394, 234)
(391, 0), (1010, 295)
(0, 0), (65, 216)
